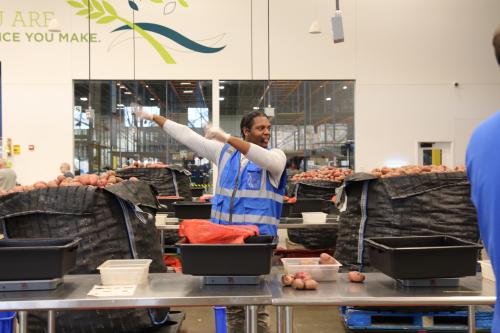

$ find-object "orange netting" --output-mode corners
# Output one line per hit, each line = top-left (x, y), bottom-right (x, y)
(179, 219), (259, 244)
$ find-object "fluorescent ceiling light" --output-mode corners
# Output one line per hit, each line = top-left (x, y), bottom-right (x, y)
(150, 98), (155, 101)
(219, 86), (225, 90)
(124, 91), (132, 95)
(253, 107), (259, 110)
(220, 80), (226, 83)
(80, 97), (88, 101)
(325, 97), (332, 101)
(342, 85), (348, 90)
(120, 86), (126, 89)
(117, 104), (125, 107)
(116, 83), (121, 86)
(180, 82), (191, 85)
(145, 85), (149, 88)
(320, 85), (323, 88)
(183, 90), (193, 94)
(219, 97), (225, 101)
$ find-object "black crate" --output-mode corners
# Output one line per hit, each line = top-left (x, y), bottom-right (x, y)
(190, 188), (204, 197)
(179, 236), (277, 276)
(157, 196), (184, 212)
(365, 235), (482, 279)
(281, 202), (293, 217)
(0, 238), (80, 281)
(173, 202), (212, 219)
(292, 198), (328, 214)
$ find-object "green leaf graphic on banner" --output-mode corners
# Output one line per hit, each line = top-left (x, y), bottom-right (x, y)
(67, 1), (84, 8)
(67, 0), (221, 64)
(102, 1), (117, 16)
(96, 16), (116, 24)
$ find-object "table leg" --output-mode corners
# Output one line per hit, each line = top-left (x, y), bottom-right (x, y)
(276, 306), (284, 333)
(468, 305), (476, 333)
(47, 310), (56, 333)
(245, 305), (258, 333)
(18, 311), (28, 333)
(284, 306), (293, 333)
(160, 229), (165, 255)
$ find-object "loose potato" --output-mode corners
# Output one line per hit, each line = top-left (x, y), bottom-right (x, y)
(304, 279), (319, 290)
(291, 278), (305, 290)
(348, 271), (366, 283)
(299, 259), (317, 265)
(129, 177), (139, 182)
(294, 272), (312, 281)
(281, 274), (295, 286)
(319, 253), (336, 265)
(88, 174), (99, 186)
(47, 180), (59, 187)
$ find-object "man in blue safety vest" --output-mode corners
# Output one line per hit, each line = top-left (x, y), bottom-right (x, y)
(135, 108), (287, 332)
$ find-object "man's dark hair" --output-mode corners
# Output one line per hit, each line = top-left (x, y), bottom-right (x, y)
(240, 110), (269, 138)
(494, 26), (500, 65)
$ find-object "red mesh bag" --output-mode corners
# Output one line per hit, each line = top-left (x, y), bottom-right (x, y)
(179, 219), (259, 244)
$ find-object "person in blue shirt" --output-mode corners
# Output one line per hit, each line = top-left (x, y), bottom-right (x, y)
(466, 26), (500, 333)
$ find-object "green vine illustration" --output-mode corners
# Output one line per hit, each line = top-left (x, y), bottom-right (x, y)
(67, 0), (176, 64)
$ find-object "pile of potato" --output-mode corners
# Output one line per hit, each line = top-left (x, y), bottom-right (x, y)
(281, 253), (338, 290)
(0, 171), (138, 196)
(121, 161), (168, 169)
(291, 167), (353, 183)
(370, 165), (466, 178)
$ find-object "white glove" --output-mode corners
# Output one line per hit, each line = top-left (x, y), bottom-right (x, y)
(204, 124), (230, 143)
(131, 103), (154, 121)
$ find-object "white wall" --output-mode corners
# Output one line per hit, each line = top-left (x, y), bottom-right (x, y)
(1, 0), (499, 184)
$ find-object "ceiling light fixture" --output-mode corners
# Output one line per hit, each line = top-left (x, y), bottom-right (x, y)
(183, 90), (193, 94)
(124, 91), (132, 95)
(253, 107), (259, 110)
(150, 98), (155, 101)
(219, 86), (225, 90)
(342, 85), (348, 90)
(325, 97), (332, 101)
(219, 97), (225, 101)
(80, 97), (88, 101)
(180, 82), (191, 85)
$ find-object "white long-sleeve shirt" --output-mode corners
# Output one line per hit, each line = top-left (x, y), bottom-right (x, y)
(162, 120), (286, 188)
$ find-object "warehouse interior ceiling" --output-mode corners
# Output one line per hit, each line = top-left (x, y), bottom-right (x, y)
(74, 79), (354, 127)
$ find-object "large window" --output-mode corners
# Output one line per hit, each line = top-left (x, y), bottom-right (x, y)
(219, 80), (355, 171)
(73, 80), (213, 186)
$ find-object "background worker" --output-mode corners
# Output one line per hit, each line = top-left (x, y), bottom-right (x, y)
(0, 158), (16, 192)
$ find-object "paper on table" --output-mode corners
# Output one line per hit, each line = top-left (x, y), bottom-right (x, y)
(87, 285), (137, 297)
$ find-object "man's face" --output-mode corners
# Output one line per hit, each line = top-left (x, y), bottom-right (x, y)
(244, 116), (271, 148)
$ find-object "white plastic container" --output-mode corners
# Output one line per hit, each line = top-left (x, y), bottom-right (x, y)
(479, 260), (495, 282)
(281, 257), (342, 281)
(301, 212), (327, 224)
(97, 259), (152, 285)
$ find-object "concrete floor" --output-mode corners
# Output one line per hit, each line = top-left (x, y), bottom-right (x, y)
(175, 305), (347, 333)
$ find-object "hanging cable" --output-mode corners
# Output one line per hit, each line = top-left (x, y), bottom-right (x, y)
(250, 0), (254, 80)
(266, 0), (271, 106)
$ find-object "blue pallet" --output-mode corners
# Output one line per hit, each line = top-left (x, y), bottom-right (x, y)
(341, 306), (493, 331)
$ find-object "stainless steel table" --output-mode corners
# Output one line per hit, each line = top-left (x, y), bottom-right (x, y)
(0, 273), (272, 333)
(270, 273), (496, 333)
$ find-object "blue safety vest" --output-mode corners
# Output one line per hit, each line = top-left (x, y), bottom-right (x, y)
(211, 144), (287, 236)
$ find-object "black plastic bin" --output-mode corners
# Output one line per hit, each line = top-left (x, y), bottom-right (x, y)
(0, 237), (80, 281)
(157, 196), (185, 212)
(281, 202), (293, 217)
(365, 235), (482, 280)
(292, 198), (328, 215)
(173, 202), (212, 219)
(179, 236), (277, 276)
